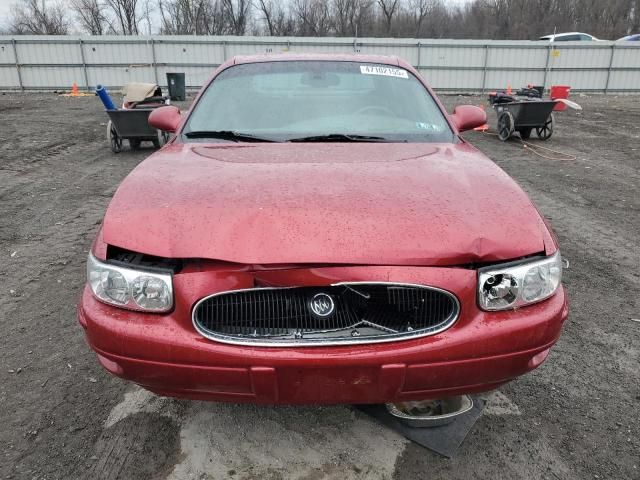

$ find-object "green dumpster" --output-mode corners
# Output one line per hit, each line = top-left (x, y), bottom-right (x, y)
(166, 72), (186, 101)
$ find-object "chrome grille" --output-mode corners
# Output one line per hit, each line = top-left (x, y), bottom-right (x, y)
(192, 283), (459, 346)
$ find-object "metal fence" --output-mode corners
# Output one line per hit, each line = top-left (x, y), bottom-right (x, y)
(1, 35), (639, 93)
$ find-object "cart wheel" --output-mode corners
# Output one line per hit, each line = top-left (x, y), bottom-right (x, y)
(153, 130), (170, 149)
(129, 139), (141, 150)
(497, 112), (514, 141)
(519, 128), (532, 140)
(108, 121), (122, 154)
(536, 114), (554, 141)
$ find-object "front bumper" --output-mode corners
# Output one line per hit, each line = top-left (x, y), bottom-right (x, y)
(77, 264), (568, 404)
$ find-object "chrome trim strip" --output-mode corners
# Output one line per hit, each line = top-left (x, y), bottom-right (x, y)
(191, 282), (460, 347)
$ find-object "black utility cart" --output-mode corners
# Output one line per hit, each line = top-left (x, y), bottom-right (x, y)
(489, 92), (557, 142)
(104, 84), (171, 153)
(107, 108), (170, 153)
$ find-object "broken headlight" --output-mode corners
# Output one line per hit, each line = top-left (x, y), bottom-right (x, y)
(87, 253), (173, 312)
(478, 252), (562, 311)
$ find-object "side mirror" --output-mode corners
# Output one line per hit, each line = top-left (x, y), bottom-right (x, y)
(149, 105), (181, 133)
(449, 105), (487, 133)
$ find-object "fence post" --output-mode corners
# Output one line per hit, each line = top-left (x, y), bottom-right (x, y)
(11, 38), (23, 91)
(150, 38), (159, 85)
(481, 44), (489, 93)
(542, 43), (552, 91)
(78, 39), (90, 91)
(604, 44), (616, 94)
(222, 40), (228, 62)
(416, 41), (421, 72)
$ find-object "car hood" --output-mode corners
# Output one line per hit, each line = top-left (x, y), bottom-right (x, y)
(102, 142), (550, 266)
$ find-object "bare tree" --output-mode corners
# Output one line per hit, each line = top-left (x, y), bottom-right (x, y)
(159, 0), (199, 34)
(202, 0), (228, 34)
(12, 0), (638, 39)
(140, 0), (155, 34)
(293, 0), (332, 35)
(255, 0), (275, 35)
(72, 0), (109, 35)
(255, 0), (296, 35)
(222, 0), (251, 35)
(408, 0), (433, 37)
(104, 0), (141, 34)
(8, 0), (70, 34)
(377, 0), (399, 35)
(630, 0), (640, 33)
(332, 0), (373, 36)
(159, 0), (229, 34)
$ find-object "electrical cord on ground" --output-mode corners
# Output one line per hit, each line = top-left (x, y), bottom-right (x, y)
(480, 129), (577, 161)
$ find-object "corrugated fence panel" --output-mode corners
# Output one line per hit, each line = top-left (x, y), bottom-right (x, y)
(422, 46), (485, 68)
(86, 65), (155, 89)
(0, 35), (639, 92)
(155, 65), (213, 87)
(20, 65), (84, 88)
(357, 44), (418, 62)
(155, 41), (224, 65)
(485, 70), (546, 90)
(607, 70), (640, 90)
(0, 66), (19, 87)
(488, 46), (548, 69)
(289, 42), (351, 55)
(612, 46), (640, 68)
(423, 69), (484, 90)
(17, 40), (82, 65)
(549, 46), (612, 69)
(547, 70), (609, 90)
(0, 41), (16, 64)
(83, 40), (152, 65)
(226, 40), (290, 57)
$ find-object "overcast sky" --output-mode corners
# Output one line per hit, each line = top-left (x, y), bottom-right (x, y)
(0, 0), (11, 28)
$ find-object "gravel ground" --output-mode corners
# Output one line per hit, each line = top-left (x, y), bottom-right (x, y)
(0, 91), (638, 480)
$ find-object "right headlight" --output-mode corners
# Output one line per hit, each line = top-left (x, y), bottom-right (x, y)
(87, 253), (173, 312)
(478, 251), (563, 311)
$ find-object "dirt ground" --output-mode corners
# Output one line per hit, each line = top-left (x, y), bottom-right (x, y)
(0, 91), (638, 480)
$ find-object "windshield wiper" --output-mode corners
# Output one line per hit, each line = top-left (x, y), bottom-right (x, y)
(287, 133), (391, 143)
(183, 130), (279, 142)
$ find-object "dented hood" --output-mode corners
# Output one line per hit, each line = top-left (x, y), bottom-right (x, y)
(102, 142), (549, 266)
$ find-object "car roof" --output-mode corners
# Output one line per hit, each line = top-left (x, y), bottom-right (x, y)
(540, 32), (593, 39)
(231, 53), (405, 68)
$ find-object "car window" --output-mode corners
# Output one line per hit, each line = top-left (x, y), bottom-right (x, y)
(579, 34), (593, 40)
(184, 61), (454, 143)
(555, 35), (580, 41)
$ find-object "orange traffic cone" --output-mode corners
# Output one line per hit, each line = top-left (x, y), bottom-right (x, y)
(71, 82), (79, 96)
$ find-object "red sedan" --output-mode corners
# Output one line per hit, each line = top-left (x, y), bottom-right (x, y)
(78, 54), (568, 404)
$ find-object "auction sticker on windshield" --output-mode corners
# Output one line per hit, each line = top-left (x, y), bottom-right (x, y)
(360, 65), (409, 79)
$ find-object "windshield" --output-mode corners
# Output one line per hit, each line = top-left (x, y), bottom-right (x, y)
(183, 61), (454, 143)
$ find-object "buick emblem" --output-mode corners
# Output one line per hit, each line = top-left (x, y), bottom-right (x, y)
(309, 293), (335, 317)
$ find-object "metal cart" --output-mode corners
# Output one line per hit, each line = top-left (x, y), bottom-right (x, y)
(491, 99), (557, 142)
(106, 108), (170, 153)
